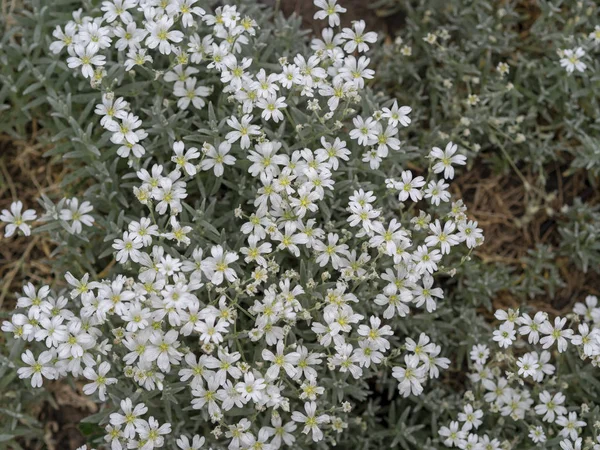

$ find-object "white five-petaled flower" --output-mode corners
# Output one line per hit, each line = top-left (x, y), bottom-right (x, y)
(145, 16), (184, 55)
(313, 0), (347, 27)
(83, 361), (117, 401)
(201, 245), (239, 285)
(341, 20), (378, 53)
(539, 317), (573, 353)
(171, 141), (201, 176)
(1, 201), (36, 237)
(430, 141), (467, 180)
(226, 114), (261, 149)
(66, 44), (106, 79)
(109, 398), (148, 439)
(113, 231), (143, 263)
(291, 401), (330, 442)
(392, 354), (427, 397)
(17, 350), (56, 388)
(59, 198), (95, 234)
(559, 47), (586, 74)
(200, 142), (236, 177)
(381, 100), (411, 127)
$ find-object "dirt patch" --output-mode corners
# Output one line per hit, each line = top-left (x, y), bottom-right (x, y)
(0, 130), (66, 310)
(17, 382), (96, 450)
(260, 0), (402, 34)
(455, 159), (600, 314)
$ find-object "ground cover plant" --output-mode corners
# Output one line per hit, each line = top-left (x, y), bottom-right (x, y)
(0, 0), (599, 449)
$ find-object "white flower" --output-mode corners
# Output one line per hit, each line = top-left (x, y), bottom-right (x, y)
(124, 48), (152, 71)
(535, 390), (567, 423)
(571, 323), (600, 356)
(49, 22), (77, 54)
(539, 317), (573, 353)
(60, 198), (94, 234)
(107, 112), (146, 145)
(174, 78), (211, 110)
(265, 415), (296, 448)
(381, 100), (411, 127)
(226, 114), (261, 149)
(248, 141), (288, 178)
(469, 344), (489, 365)
(109, 399), (148, 439)
(349, 115), (378, 146)
(196, 316), (229, 345)
(113, 231), (143, 263)
(113, 21), (147, 51)
(95, 94), (128, 128)
(262, 341), (297, 379)
(556, 412), (586, 441)
(145, 16), (184, 55)
(176, 435), (205, 450)
(101, 0), (136, 23)
(559, 47), (586, 73)
(412, 275), (443, 313)
(236, 372), (266, 403)
(315, 137), (349, 170)
(291, 401), (330, 442)
(17, 350), (56, 388)
(136, 416), (171, 450)
(392, 354), (427, 397)
(438, 421), (466, 447)
(314, 233), (349, 269)
(83, 361), (117, 401)
(201, 245), (238, 285)
(357, 315), (393, 351)
(430, 141), (467, 180)
(573, 295), (600, 323)
(395, 170), (426, 202)
(412, 245), (442, 275)
(425, 219), (459, 255)
(1, 201), (36, 237)
(529, 426), (546, 444)
(589, 25), (600, 44)
(313, 0), (347, 27)
(172, 141), (200, 176)
(256, 95), (287, 123)
(341, 20), (377, 53)
(146, 330), (183, 372)
(457, 220), (483, 249)
(457, 404), (483, 431)
(560, 438), (582, 450)
(166, 0), (205, 28)
(517, 311), (547, 344)
(338, 55), (374, 89)
(66, 44), (106, 79)
(493, 322), (516, 348)
(516, 353), (539, 378)
(424, 179), (450, 205)
(128, 217), (159, 246)
(200, 142), (236, 177)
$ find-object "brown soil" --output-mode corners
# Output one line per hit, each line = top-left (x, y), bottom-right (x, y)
(0, 130), (65, 311)
(455, 160), (600, 315)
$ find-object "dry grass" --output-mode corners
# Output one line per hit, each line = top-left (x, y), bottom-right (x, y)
(0, 129), (66, 310)
(455, 160), (600, 314)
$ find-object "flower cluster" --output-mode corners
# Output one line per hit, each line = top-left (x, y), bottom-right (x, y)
(437, 296), (600, 449)
(1, 197), (94, 238)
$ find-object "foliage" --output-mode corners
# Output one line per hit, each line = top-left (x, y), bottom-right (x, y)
(0, 1), (599, 450)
